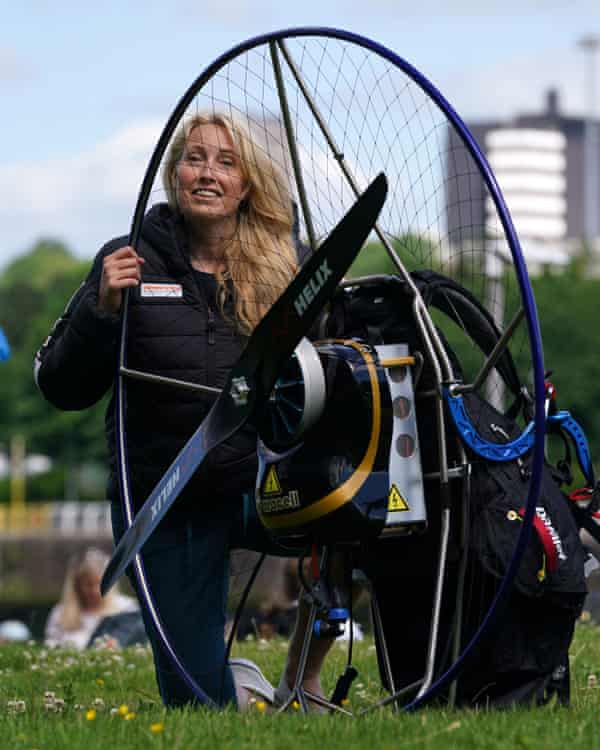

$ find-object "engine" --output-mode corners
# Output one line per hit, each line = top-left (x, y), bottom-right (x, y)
(255, 338), (427, 547)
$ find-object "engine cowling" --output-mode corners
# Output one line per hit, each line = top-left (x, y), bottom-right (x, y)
(256, 339), (396, 545)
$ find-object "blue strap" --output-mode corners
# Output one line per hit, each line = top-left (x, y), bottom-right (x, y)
(444, 389), (535, 461)
(548, 411), (595, 486)
(0, 327), (10, 362)
(445, 392), (597, 480)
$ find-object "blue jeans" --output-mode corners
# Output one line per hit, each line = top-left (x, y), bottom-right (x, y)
(111, 491), (294, 708)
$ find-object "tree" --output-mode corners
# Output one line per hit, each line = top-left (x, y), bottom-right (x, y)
(0, 240), (108, 501)
(0, 239), (80, 289)
(532, 270), (600, 459)
(348, 234), (441, 278)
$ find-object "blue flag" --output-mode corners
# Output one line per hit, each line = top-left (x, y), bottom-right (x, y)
(0, 327), (10, 362)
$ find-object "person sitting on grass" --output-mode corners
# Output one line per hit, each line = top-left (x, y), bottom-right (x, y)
(44, 547), (138, 650)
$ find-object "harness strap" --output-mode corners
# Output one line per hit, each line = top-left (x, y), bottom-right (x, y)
(518, 507), (559, 574)
(548, 411), (596, 486)
(445, 389), (535, 461)
(568, 487), (600, 546)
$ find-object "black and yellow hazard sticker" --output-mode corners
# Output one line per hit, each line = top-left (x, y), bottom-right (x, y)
(263, 466), (282, 496)
(388, 484), (409, 511)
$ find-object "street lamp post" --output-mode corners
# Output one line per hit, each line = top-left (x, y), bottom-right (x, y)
(579, 34), (600, 249)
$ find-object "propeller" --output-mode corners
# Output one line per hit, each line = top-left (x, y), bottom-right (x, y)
(101, 172), (388, 595)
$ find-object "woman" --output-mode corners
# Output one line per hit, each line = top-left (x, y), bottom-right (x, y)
(35, 113), (330, 709)
(44, 547), (138, 650)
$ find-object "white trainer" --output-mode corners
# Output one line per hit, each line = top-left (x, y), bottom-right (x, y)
(229, 657), (275, 704)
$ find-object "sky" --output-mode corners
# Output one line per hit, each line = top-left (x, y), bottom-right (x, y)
(1, 0), (599, 271)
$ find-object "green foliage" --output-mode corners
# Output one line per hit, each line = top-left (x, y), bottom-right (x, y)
(532, 270), (600, 462)
(0, 470), (63, 504)
(348, 234), (440, 278)
(0, 239), (81, 290)
(0, 240), (107, 501)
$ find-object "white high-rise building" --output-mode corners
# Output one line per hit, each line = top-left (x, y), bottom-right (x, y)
(485, 127), (569, 269)
(445, 90), (600, 274)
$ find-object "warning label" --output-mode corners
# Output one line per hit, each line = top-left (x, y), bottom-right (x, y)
(263, 466), (282, 496)
(388, 484), (409, 512)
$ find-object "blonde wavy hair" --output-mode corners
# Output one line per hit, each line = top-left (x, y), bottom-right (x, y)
(58, 547), (126, 632)
(162, 112), (299, 334)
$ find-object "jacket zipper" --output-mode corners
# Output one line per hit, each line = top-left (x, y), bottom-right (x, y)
(207, 305), (215, 345)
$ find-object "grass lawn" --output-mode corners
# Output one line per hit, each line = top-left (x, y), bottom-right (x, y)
(1, 621), (600, 749)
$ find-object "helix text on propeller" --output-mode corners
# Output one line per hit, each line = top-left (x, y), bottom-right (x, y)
(151, 466), (181, 521)
(294, 261), (333, 317)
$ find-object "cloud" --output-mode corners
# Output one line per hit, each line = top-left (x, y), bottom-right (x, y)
(173, 0), (259, 24)
(0, 29), (594, 271)
(439, 44), (590, 122)
(343, 0), (599, 17)
(0, 119), (162, 269)
(0, 47), (34, 85)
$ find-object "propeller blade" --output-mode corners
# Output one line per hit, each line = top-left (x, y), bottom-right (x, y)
(101, 173), (388, 595)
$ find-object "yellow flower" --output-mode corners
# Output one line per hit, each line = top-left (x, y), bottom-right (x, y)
(86, 709), (97, 721)
(118, 704), (129, 716)
(124, 712), (137, 721)
(255, 701), (267, 713)
(150, 722), (165, 734)
(95, 678), (105, 686)
(341, 698), (350, 706)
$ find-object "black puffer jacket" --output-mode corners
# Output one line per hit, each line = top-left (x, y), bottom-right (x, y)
(35, 204), (265, 517)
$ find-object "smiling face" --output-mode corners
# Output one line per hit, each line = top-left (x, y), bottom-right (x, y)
(173, 122), (248, 229)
